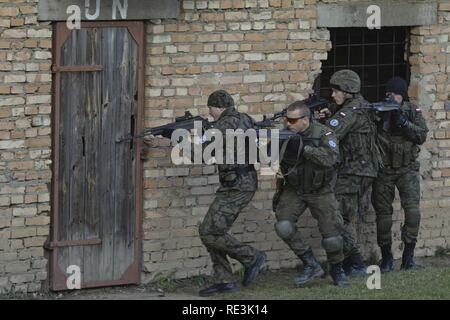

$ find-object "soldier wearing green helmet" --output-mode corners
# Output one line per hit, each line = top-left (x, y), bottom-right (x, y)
(324, 69), (380, 277)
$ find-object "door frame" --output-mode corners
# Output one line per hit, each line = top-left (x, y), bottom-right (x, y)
(48, 21), (145, 291)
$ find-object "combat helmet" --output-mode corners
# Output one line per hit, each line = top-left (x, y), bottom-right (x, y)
(330, 69), (361, 94)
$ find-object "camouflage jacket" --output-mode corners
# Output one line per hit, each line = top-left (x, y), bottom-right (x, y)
(376, 101), (428, 169)
(326, 94), (379, 178)
(280, 121), (339, 194)
(205, 107), (258, 192)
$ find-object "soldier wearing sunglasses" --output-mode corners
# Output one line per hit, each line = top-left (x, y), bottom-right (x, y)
(273, 100), (349, 288)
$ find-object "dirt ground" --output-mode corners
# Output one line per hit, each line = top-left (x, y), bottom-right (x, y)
(2, 255), (450, 300)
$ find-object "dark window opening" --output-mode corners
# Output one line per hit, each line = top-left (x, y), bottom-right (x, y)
(319, 27), (411, 102)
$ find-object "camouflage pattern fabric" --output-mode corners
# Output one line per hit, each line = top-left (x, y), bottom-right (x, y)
(375, 101), (428, 169)
(372, 164), (421, 246)
(275, 188), (345, 264)
(372, 101), (428, 247)
(326, 94), (379, 178)
(330, 69), (361, 93)
(207, 107), (258, 192)
(335, 174), (374, 257)
(326, 93), (379, 258)
(279, 121), (340, 194)
(198, 106), (260, 283)
(199, 191), (258, 282)
(274, 121), (345, 264)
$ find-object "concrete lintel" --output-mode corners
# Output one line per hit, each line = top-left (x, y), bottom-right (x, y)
(318, 1), (437, 28)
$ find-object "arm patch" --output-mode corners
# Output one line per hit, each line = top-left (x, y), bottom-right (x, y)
(330, 119), (339, 127)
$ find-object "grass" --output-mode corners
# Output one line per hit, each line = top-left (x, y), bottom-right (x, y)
(148, 275), (210, 292)
(163, 258), (450, 300)
(1, 257), (448, 300)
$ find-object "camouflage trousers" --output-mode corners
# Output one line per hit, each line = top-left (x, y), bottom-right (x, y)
(275, 187), (345, 264)
(199, 190), (259, 283)
(371, 163), (421, 246)
(335, 174), (374, 258)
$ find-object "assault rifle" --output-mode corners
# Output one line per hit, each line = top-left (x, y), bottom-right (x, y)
(116, 111), (212, 143)
(254, 93), (330, 128)
(361, 97), (402, 132)
(254, 96), (329, 146)
(361, 96), (401, 112)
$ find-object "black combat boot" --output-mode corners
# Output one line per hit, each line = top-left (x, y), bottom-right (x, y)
(401, 242), (417, 270)
(199, 282), (239, 297)
(294, 249), (325, 287)
(348, 252), (367, 277)
(330, 262), (350, 288)
(343, 251), (366, 277)
(379, 245), (394, 273)
(242, 251), (267, 286)
(342, 255), (352, 275)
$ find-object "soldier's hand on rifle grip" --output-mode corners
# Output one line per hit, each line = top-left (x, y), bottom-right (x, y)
(392, 109), (408, 128)
(318, 107), (332, 119)
(143, 135), (158, 147)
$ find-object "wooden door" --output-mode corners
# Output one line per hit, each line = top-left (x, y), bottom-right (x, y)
(48, 22), (144, 290)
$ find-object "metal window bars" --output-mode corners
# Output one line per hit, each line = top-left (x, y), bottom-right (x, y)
(320, 27), (411, 102)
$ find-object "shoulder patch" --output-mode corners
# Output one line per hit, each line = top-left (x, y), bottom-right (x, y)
(330, 119), (339, 127)
(328, 140), (337, 148)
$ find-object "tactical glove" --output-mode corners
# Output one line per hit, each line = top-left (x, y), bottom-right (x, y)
(392, 110), (408, 128)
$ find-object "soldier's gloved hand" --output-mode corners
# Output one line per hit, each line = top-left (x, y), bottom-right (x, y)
(318, 107), (332, 119)
(392, 110), (408, 128)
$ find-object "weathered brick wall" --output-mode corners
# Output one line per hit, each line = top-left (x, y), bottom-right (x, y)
(404, 1), (450, 257)
(0, 0), (52, 293)
(0, 0), (449, 293)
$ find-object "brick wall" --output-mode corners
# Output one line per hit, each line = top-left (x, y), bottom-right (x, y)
(405, 1), (450, 257)
(0, 0), (449, 293)
(0, 0), (52, 293)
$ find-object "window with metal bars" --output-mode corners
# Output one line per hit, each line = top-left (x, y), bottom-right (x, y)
(319, 27), (411, 102)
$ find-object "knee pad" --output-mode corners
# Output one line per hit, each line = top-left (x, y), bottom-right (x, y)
(404, 208), (421, 228)
(275, 220), (295, 240)
(322, 235), (343, 253)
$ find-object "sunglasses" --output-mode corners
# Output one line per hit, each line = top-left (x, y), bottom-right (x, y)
(285, 115), (307, 124)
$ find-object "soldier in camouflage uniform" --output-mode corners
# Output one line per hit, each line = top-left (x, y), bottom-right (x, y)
(197, 90), (266, 297)
(273, 101), (349, 287)
(325, 70), (380, 277)
(372, 77), (428, 272)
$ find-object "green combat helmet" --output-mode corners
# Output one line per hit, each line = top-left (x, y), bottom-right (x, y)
(330, 69), (361, 94)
